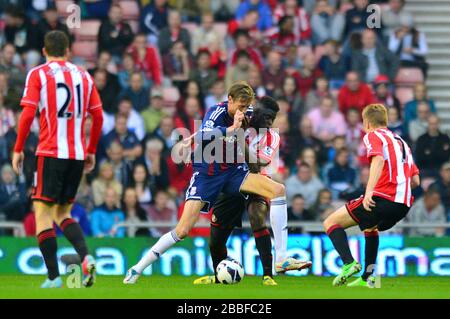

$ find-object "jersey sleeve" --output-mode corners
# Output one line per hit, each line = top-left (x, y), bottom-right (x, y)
(197, 107), (228, 141)
(88, 84), (103, 112)
(257, 130), (280, 163)
(411, 162), (420, 176)
(363, 132), (384, 159)
(20, 68), (41, 109)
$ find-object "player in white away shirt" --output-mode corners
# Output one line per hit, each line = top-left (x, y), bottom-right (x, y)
(193, 96), (312, 286)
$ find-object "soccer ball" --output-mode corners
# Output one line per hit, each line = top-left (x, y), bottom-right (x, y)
(216, 257), (244, 284)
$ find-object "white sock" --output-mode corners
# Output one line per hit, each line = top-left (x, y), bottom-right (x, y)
(270, 196), (288, 263)
(133, 230), (181, 273)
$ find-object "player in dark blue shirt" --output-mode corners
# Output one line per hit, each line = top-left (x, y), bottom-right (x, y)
(124, 82), (292, 284)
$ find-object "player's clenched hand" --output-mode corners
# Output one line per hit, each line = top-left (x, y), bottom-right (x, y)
(84, 153), (96, 173)
(363, 192), (376, 211)
(233, 110), (245, 129)
(12, 152), (24, 175)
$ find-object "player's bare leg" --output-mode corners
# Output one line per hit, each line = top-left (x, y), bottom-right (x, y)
(323, 206), (361, 286)
(124, 200), (204, 284)
(241, 174), (311, 272)
(34, 201), (62, 288)
(53, 204), (96, 287)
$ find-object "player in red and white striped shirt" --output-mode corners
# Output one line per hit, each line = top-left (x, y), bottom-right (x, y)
(323, 104), (420, 288)
(11, 31), (104, 288)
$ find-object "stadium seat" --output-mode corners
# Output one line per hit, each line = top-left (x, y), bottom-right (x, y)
(395, 86), (414, 106)
(56, 0), (75, 17)
(118, 0), (140, 20)
(71, 41), (98, 62)
(73, 20), (101, 41)
(395, 68), (424, 86)
(162, 86), (180, 108)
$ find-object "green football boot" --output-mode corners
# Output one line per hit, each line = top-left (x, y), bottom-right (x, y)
(347, 276), (377, 288)
(332, 261), (362, 287)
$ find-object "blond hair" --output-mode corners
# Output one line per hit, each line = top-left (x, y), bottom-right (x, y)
(228, 81), (255, 105)
(362, 103), (388, 128)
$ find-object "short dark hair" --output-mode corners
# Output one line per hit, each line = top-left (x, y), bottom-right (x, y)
(292, 194), (304, 201)
(259, 96), (280, 113)
(236, 49), (250, 60)
(44, 31), (69, 57)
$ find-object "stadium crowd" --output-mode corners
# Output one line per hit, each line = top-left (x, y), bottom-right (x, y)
(0, 0), (449, 238)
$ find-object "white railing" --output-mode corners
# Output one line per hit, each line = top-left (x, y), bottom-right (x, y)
(0, 222), (26, 237)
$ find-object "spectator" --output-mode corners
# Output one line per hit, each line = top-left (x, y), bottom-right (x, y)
(191, 12), (225, 55)
(162, 41), (191, 93)
(174, 97), (203, 133)
(127, 33), (163, 87)
(118, 72), (150, 113)
(105, 141), (132, 190)
(284, 44), (303, 73)
(345, 108), (364, 157)
(304, 76), (332, 114)
(90, 187), (125, 238)
(129, 163), (153, 207)
(387, 107), (405, 139)
(388, 16), (429, 77)
(118, 53), (139, 90)
(56, 203), (91, 236)
(247, 68), (267, 98)
(0, 164), (27, 221)
(189, 49), (218, 96)
(429, 163), (450, 211)
(140, 0), (170, 44)
(288, 117), (328, 168)
(166, 156), (193, 198)
(140, 138), (170, 191)
(0, 97), (15, 137)
(91, 162), (123, 207)
(93, 69), (118, 115)
(174, 0), (210, 22)
(351, 29), (400, 83)
(323, 148), (357, 199)
(103, 97), (145, 140)
(230, 29), (263, 70)
(141, 89), (167, 134)
(298, 147), (320, 177)
(158, 10), (191, 55)
(415, 115), (450, 178)
(101, 114), (143, 161)
(176, 80), (204, 111)
(210, 0), (241, 22)
(407, 188), (446, 237)
(404, 83), (437, 133)
(0, 43), (25, 87)
(151, 116), (177, 151)
(0, 72), (20, 113)
(275, 76), (303, 118)
(340, 165), (370, 201)
(36, 5), (73, 51)
(372, 74), (401, 113)
(262, 51), (287, 94)
(409, 101), (430, 143)
(310, 0), (345, 44)
(4, 7), (39, 69)
(147, 190), (177, 237)
(318, 40), (350, 89)
(98, 4), (134, 59)
(295, 53), (323, 98)
(285, 163), (324, 208)
(307, 96), (347, 146)
(204, 79), (227, 109)
(287, 194), (315, 233)
(381, 0), (414, 38)
(235, 0), (273, 31)
(268, 16), (297, 55)
(273, 0), (312, 43)
(122, 187), (149, 237)
(225, 50), (256, 89)
(343, 0), (372, 39)
(338, 71), (375, 115)
(309, 188), (334, 221)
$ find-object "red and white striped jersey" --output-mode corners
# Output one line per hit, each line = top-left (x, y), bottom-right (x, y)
(246, 128), (281, 177)
(363, 128), (419, 207)
(21, 60), (102, 160)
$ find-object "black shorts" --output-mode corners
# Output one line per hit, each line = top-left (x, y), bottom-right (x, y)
(345, 196), (410, 231)
(211, 193), (268, 229)
(32, 156), (84, 205)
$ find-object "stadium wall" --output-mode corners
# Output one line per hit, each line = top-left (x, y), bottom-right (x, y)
(0, 235), (449, 277)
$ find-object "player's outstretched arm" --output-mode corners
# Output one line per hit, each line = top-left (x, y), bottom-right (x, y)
(12, 105), (37, 174)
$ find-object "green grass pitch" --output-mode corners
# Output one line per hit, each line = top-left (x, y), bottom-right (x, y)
(0, 275), (449, 299)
